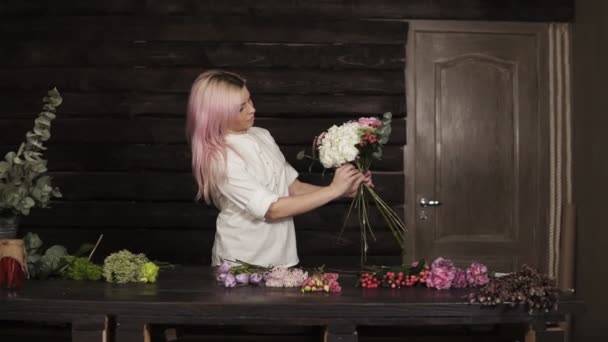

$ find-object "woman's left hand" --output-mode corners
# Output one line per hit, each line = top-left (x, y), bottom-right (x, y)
(344, 171), (373, 198)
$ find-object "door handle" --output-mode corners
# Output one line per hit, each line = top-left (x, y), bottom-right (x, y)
(419, 197), (441, 208)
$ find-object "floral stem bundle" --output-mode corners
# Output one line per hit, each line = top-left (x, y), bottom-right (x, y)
(299, 113), (407, 265)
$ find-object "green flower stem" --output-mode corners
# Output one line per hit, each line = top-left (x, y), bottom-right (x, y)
(365, 186), (407, 244)
(345, 159), (408, 265)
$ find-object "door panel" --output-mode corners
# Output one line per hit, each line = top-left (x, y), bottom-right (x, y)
(407, 22), (548, 272)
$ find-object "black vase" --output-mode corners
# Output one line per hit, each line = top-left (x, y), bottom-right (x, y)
(0, 213), (19, 239)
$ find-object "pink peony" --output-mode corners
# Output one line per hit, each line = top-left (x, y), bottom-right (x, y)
(426, 257), (456, 290)
(358, 117), (382, 128)
(427, 266), (455, 290)
(451, 268), (468, 288)
(466, 262), (489, 287)
(431, 257), (455, 270)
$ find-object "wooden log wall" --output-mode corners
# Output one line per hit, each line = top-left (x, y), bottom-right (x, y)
(0, 1), (573, 267)
(0, 2), (406, 267)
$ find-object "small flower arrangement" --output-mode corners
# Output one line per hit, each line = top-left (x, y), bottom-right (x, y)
(298, 113), (406, 264)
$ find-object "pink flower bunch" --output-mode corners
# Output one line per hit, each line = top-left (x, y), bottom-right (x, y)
(301, 272), (341, 293)
(426, 257), (490, 290)
(466, 262), (489, 287)
(264, 267), (309, 288)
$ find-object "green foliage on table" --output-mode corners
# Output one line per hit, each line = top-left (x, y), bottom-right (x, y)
(103, 250), (152, 284)
(23, 232), (69, 279)
(63, 256), (103, 281)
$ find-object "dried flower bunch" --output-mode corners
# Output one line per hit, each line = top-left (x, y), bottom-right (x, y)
(465, 265), (560, 314)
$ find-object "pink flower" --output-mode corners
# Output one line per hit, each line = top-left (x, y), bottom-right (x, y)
(358, 117), (382, 128)
(431, 257), (455, 270)
(314, 132), (326, 147)
(360, 132), (378, 146)
(466, 262), (489, 287)
(327, 279), (341, 293)
(427, 266), (455, 290)
(324, 273), (339, 282)
(264, 267), (309, 288)
(451, 268), (468, 288)
(426, 257), (456, 290)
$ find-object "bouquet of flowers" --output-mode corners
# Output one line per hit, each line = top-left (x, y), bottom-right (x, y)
(298, 112), (406, 264)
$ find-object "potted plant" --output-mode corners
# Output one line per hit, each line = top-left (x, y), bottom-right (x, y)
(0, 88), (63, 239)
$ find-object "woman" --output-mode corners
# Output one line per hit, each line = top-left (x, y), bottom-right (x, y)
(186, 70), (369, 267)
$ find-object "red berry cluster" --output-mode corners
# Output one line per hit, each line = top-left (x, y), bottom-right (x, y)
(358, 265), (431, 289)
(359, 272), (381, 288)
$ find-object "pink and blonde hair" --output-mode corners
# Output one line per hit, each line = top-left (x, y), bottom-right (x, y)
(186, 70), (246, 206)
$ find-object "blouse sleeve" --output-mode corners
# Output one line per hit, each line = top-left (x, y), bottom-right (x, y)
(218, 154), (280, 220)
(285, 161), (299, 185)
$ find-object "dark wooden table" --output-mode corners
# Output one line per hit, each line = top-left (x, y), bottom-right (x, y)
(0, 266), (584, 342)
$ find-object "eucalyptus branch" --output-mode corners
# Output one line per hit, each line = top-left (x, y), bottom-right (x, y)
(0, 88), (63, 216)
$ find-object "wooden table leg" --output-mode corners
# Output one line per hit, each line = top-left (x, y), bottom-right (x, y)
(114, 319), (146, 342)
(324, 323), (358, 342)
(525, 321), (565, 342)
(72, 315), (106, 342)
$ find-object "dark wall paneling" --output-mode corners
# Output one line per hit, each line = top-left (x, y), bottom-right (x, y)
(0, 0), (574, 21)
(0, 118), (406, 144)
(3, 93), (406, 117)
(21, 202), (404, 231)
(1, 41), (406, 69)
(0, 16), (407, 43)
(32, 144), (404, 172)
(0, 68), (404, 94)
(0, 3), (408, 268)
(34, 173), (403, 203)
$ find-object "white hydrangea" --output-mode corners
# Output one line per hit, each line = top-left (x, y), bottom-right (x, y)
(318, 121), (362, 168)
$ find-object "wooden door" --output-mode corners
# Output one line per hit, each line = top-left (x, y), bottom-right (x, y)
(406, 21), (549, 272)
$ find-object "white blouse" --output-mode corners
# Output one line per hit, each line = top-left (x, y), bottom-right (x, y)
(211, 127), (300, 268)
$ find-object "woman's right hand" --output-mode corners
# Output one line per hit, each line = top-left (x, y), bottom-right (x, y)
(329, 164), (365, 197)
